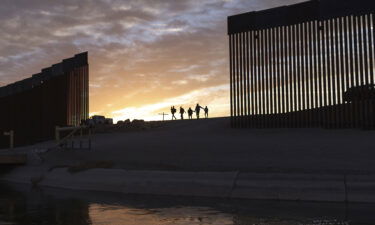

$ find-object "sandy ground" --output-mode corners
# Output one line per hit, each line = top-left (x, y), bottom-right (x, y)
(18, 117), (375, 175)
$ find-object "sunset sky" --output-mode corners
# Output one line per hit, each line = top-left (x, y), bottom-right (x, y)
(0, 0), (305, 122)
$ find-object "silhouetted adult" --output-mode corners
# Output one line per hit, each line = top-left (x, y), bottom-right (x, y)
(204, 106), (209, 118)
(195, 103), (204, 119)
(171, 106), (177, 120)
(179, 106), (185, 120)
(188, 107), (193, 119)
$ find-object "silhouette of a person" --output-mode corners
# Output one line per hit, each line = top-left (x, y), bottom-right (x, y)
(179, 106), (185, 120)
(204, 106), (209, 118)
(195, 103), (204, 119)
(171, 106), (177, 120)
(188, 107), (193, 119)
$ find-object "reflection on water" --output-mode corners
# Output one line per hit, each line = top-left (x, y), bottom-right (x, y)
(0, 183), (373, 225)
(90, 205), (233, 225)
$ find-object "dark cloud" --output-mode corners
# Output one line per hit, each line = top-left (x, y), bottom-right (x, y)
(0, 0), (307, 120)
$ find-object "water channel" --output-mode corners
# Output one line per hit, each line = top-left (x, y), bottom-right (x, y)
(0, 183), (374, 225)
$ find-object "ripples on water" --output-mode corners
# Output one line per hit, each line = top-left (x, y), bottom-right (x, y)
(0, 184), (373, 225)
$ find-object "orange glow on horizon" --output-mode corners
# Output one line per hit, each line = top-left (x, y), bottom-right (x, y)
(0, 0), (306, 123)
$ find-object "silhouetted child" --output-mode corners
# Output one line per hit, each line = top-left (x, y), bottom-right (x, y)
(171, 106), (177, 120)
(204, 106), (209, 118)
(188, 107), (193, 119)
(179, 106), (185, 120)
(195, 103), (204, 119)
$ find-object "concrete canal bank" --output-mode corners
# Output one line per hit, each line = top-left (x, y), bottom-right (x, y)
(2, 166), (375, 203)
(2, 118), (375, 203)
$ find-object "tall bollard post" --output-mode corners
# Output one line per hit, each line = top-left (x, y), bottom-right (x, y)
(3, 130), (14, 149)
(88, 128), (91, 150)
(10, 130), (13, 149)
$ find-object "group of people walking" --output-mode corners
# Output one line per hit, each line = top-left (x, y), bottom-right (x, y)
(171, 104), (209, 120)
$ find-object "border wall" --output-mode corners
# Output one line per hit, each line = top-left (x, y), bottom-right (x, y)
(228, 0), (375, 128)
(0, 52), (89, 147)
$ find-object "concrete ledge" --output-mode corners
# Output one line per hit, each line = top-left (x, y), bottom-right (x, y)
(347, 175), (375, 203)
(41, 169), (237, 198)
(232, 173), (346, 202)
(0, 167), (43, 183)
(2, 167), (375, 203)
